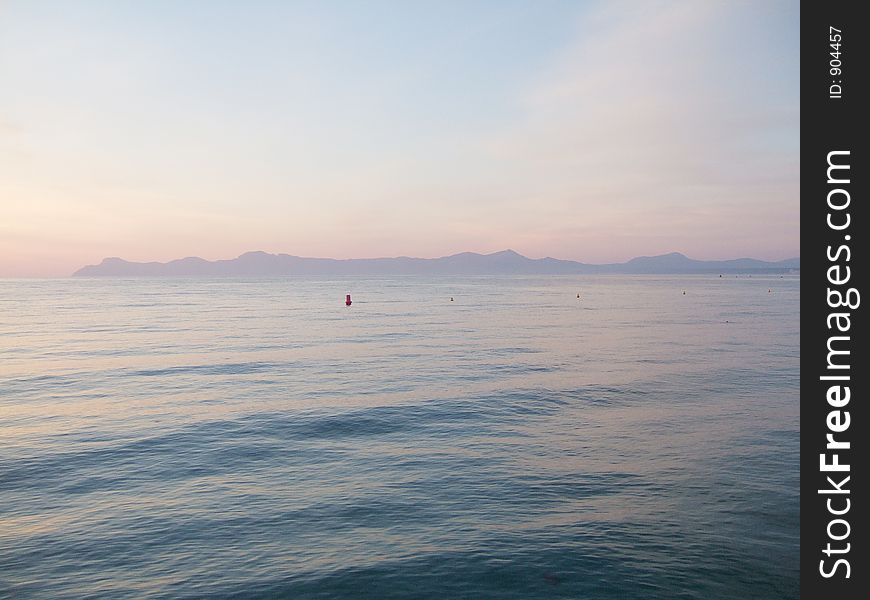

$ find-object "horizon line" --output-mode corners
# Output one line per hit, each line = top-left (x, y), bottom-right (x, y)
(86, 248), (802, 265)
(67, 248), (802, 279)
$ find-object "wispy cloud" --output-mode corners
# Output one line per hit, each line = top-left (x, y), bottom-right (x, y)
(462, 0), (799, 261)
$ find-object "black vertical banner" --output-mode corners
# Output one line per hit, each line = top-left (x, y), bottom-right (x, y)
(802, 2), (867, 598)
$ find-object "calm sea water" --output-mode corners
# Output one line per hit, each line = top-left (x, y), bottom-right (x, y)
(0, 275), (799, 599)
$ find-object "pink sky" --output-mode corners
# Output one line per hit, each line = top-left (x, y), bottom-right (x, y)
(0, 1), (799, 277)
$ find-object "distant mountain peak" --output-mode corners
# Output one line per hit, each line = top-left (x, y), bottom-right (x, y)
(628, 251), (690, 263)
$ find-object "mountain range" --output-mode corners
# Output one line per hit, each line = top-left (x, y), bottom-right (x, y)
(73, 250), (800, 277)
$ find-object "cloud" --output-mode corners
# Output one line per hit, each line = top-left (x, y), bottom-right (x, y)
(467, 0), (798, 261)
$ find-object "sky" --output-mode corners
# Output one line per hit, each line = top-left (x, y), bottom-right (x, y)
(0, 0), (799, 277)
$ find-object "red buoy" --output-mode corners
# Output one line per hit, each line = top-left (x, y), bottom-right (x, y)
(345, 294), (352, 306)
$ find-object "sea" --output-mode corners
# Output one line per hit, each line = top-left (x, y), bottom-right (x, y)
(0, 275), (799, 599)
